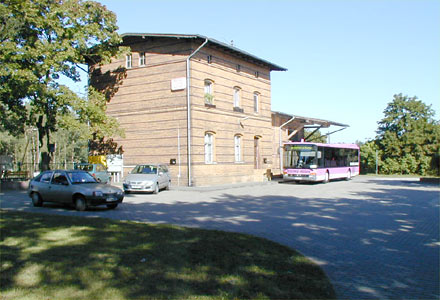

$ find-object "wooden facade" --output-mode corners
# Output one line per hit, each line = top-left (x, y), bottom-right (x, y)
(91, 34), (289, 186)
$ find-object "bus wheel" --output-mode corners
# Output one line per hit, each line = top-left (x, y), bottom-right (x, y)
(323, 172), (329, 183)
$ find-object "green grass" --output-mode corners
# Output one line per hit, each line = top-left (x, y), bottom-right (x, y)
(0, 210), (336, 300)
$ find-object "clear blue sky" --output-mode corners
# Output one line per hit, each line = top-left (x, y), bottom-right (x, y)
(92, 0), (439, 143)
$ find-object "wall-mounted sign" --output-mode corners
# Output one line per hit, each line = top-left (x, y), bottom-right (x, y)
(171, 77), (186, 91)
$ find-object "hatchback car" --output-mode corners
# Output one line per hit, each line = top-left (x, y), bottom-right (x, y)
(123, 164), (171, 194)
(28, 170), (124, 211)
(74, 163), (111, 184)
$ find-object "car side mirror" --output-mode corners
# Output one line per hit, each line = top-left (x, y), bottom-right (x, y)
(159, 172), (164, 176)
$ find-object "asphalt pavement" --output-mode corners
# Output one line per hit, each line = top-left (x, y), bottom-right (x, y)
(1, 176), (439, 299)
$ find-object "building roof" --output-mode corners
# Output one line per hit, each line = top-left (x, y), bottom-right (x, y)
(121, 33), (287, 71)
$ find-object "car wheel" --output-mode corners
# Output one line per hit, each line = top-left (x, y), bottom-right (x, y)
(31, 192), (43, 207)
(74, 196), (87, 211)
(107, 203), (118, 209)
(153, 183), (159, 194)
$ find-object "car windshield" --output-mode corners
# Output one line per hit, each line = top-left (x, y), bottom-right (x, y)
(67, 171), (98, 184)
(132, 165), (158, 174)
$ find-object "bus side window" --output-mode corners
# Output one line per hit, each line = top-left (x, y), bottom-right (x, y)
(317, 147), (324, 167)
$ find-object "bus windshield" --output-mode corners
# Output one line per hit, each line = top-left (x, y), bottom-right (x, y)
(284, 145), (318, 169)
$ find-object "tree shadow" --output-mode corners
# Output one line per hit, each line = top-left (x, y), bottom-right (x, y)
(1, 211), (335, 299)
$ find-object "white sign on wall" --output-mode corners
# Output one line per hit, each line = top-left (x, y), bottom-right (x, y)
(171, 77), (186, 91)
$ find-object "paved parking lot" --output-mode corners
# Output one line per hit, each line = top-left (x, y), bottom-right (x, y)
(1, 176), (439, 299)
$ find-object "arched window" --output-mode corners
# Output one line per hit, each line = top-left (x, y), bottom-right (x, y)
(234, 134), (243, 162)
(253, 92), (260, 113)
(204, 132), (215, 164)
(126, 54), (132, 69)
(233, 86), (241, 108)
(204, 79), (214, 104)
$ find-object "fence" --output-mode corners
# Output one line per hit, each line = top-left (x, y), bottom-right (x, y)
(0, 162), (76, 181)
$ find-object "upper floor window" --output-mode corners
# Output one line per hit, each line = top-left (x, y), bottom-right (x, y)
(233, 87), (241, 108)
(204, 79), (214, 104)
(126, 54), (132, 69)
(253, 92), (260, 113)
(139, 52), (146, 66)
(204, 132), (215, 164)
(207, 55), (213, 64)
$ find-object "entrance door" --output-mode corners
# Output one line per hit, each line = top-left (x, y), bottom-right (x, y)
(254, 136), (260, 169)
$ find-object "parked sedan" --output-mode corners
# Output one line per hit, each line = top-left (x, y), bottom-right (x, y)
(123, 164), (171, 194)
(28, 170), (124, 211)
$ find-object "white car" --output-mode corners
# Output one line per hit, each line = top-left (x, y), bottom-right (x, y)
(123, 164), (171, 194)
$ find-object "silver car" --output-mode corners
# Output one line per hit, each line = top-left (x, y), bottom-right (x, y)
(123, 164), (171, 194)
(28, 170), (124, 211)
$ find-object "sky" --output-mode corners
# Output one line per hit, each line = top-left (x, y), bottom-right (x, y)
(86, 0), (440, 143)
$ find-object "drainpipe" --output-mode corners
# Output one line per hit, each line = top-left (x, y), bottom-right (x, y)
(186, 38), (208, 186)
(279, 116), (296, 173)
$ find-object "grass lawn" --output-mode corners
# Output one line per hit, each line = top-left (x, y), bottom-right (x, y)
(1, 210), (335, 300)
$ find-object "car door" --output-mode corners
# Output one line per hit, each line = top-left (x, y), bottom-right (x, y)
(158, 166), (170, 188)
(48, 171), (72, 204)
(34, 171), (54, 201)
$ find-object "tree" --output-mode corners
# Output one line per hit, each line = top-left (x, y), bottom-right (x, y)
(376, 94), (440, 175)
(0, 0), (127, 170)
(304, 129), (327, 143)
(359, 140), (381, 174)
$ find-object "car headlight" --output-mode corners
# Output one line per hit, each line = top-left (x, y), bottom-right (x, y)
(93, 191), (103, 197)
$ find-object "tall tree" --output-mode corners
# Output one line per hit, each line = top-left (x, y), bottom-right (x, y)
(0, 0), (127, 170)
(376, 94), (440, 175)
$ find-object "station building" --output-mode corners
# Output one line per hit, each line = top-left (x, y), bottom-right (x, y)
(90, 33), (347, 186)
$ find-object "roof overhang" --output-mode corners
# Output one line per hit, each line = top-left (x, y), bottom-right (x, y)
(272, 111), (349, 128)
(121, 33), (287, 71)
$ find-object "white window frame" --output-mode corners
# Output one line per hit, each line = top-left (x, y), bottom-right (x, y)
(253, 92), (259, 113)
(139, 52), (146, 66)
(234, 135), (242, 162)
(204, 132), (214, 164)
(126, 54), (132, 69)
(233, 87), (241, 108)
(204, 80), (214, 104)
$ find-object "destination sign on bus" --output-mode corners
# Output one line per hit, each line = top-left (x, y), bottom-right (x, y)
(287, 145), (315, 151)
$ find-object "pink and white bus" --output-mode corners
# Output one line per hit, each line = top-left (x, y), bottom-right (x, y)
(282, 142), (360, 183)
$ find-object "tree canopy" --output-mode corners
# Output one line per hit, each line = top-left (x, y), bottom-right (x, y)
(0, 0), (127, 169)
(362, 94), (440, 175)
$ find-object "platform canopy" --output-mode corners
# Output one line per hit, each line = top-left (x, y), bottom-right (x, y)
(272, 111), (349, 141)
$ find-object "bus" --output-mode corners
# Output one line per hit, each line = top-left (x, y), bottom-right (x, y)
(283, 142), (360, 183)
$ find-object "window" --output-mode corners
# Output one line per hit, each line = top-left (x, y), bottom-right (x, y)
(207, 55), (212, 64)
(204, 80), (214, 104)
(253, 92), (259, 113)
(139, 52), (146, 66)
(234, 135), (242, 162)
(236, 64), (241, 72)
(126, 54), (132, 69)
(204, 132), (214, 164)
(40, 172), (53, 183)
(233, 87), (241, 108)
(255, 71), (259, 78)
